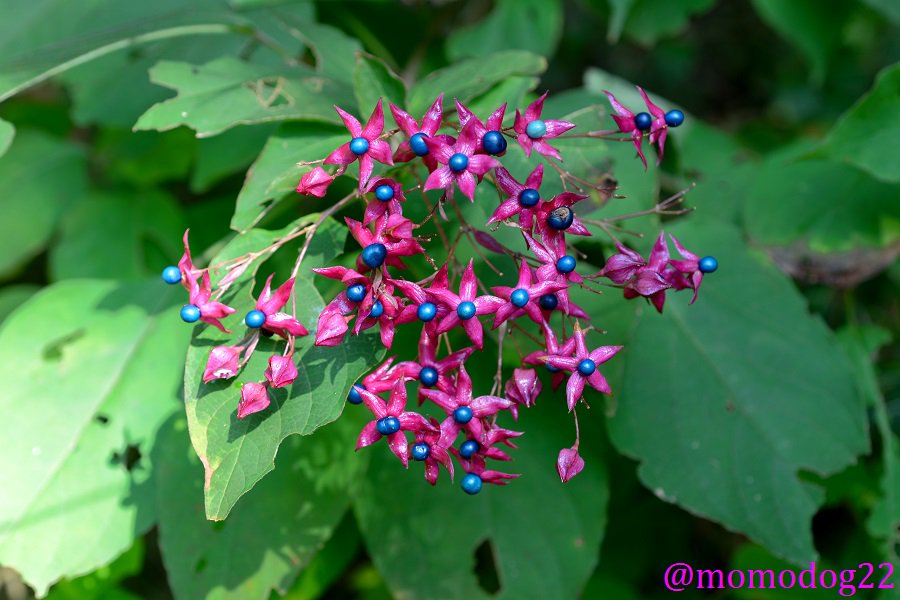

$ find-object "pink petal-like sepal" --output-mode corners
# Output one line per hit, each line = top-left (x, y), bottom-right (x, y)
(203, 345), (242, 383)
(504, 368), (542, 408)
(265, 354), (298, 388)
(237, 382), (271, 419)
(296, 167), (334, 197)
(557, 446), (585, 483)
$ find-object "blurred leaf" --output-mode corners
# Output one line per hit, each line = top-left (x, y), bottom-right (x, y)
(50, 190), (186, 281)
(0, 280), (188, 596)
(0, 130), (87, 279)
(353, 53), (406, 122)
(751, 0), (852, 83)
(606, 221), (869, 565)
(45, 540), (144, 600)
(729, 543), (835, 599)
(814, 62), (900, 183)
(0, 284), (39, 324)
(134, 57), (350, 138)
(355, 401), (608, 600)
(862, 0), (900, 24)
(611, 0), (716, 46)
(407, 51), (547, 116)
(284, 19), (362, 87)
(191, 124), (275, 193)
(183, 222), (384, 519)
(606, 0), (635, 43)
(156, 412), (365, 600)
(231, 122), (346, 232)
(446, 0), (563, 62)
(281, 514), (361, 600)
(95, 128), (196, 186)
(0, 117), (13, 157)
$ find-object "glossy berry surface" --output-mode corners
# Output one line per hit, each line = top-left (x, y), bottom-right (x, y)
(180, 304), (201, 323)
(510, 288), (530, 308)
(448, 153), (469, 172)
(461, 473), (483, 495)
(419, 366), (439, 387)
(348, 383), (365, 405)
(369, 301), (384, 318)
(453, 406), (473, 424)
(409, 132), (429, 156)
(547, 207), (574, 230)
(634, 112), (653, 130)
(349, 137), (369, 155)
(665, 109), (685, 127)
(546, 363), (560, 373)
(518, 188), (540, 208)
(361, 243), (387, 268)
(411, 443), (430, 461)
(578, 358), (596, 376)
(457, 301), (476, 320)
(346, 283), (366, 303)
(245, 309), (266, 328)
(482, 130), (507, 155)
(526, 119), (547, 139)
(459, 440), (480, 458)
(376, 416), (401, 435)
(699, 256), (718, 273)
(539, 294), (558, 311)
(161, 266), (181, 284)
(556, 255), (576, 273)
(374, 185), (394, 201)
(417, 302), (437, 322)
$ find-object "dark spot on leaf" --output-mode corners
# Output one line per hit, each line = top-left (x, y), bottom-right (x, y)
(725, 402), (736, 412)
(191, 66), (199, 75)
(194, 557), (207, 573)
(299, 46), (316, 68)
(474, 539), (500, 595)
(111, 443), (142, 472)
(212, 521), (225, 532)
(95, 414), (110, 425)
(42, 329), (85, 362)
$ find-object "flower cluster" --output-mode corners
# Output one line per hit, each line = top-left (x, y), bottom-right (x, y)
(164, 86), (717, 494)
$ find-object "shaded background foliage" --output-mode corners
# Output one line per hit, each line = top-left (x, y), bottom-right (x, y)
(0, 0), (897, 599)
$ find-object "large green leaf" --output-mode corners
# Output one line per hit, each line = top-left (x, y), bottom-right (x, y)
(814, 62), (900, 183)
(183, 222), (384, 519)
(406, 51), (547, 116)
(191, 124), (275, 193)
(446, 0), (563, 62)
(353, 53), (407, 122)
(155, 412), (366, 600)
(355, 401), (608, 600)
(605, 221), (869, 564)
(601, 0), (716, 46)
(0, 117), (13, 157)
(0, 280), (189, 596)
(0, 131), (87, 279)
(134, 57), (350, 137)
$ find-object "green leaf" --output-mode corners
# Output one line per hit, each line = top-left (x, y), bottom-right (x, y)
(183, 223), (384, 519)
(862, 0), (900, 24)
(814, 62), (900, 183)
(605, 221), (869, 564)
(134, 57), (350, 138)
(611, 0), (716, 46)
(353, 53), (406, 121)
(49, 190), (187, 281)
(0, 284), (39, 324)
(0, 130), (87, 279)
(407, 51), (547, 116)
(446, 0), (563, 62)
(0, 117), (14, 157)
(751, 0), (852, 83)
(281, 514), (361, 600)
(45, 540), (144, 600)
(95, 129), (196, 186)
(191, 124), (275, 193)
(354, 401), (608, 599)
(0, 279), (189, 596)
(231, 123), (346, 232)
(606, 0), (636, 43)
(155, 412), (365, 600)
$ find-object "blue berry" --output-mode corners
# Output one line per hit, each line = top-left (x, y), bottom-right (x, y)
(346, 283), (366, 303)
(361, 243), (387, 269)
(453, 406), (473, 424)
(539, 294), (558, 311)
(348, 383), (366, 405)
(369, 301), (384, 318)
(419, 366), (439, 387)
(556, 255), (576, 274)
(409, 132), (429, 156)
(459, 440), (480, 458)
(411, 442), (431, 461)
(482, 130), (507, 155)
(376, 416), (401, 435)
(526, 119), (546, 139)
(457, 301), (476, 320)
(699, 256), (718, 273)
(349, 137), (369, 155)
(448, 153), (469, 173)
(664, 110), (685, 127)
(161, 266), (181, 284)
(546, 363), (561, 373)
(461, 473), (483, 495)
(375, 185), (394, 202)
(634, 112), (653, 131)
(245, 309), (266, 328)
(180, 304), (201, 323)
(578, 359), (596, 376)
(417, 302), (437, 322)
(510, 288), (530, 308)
(547, 206), (574, 230)
(518, 188), (540, 208)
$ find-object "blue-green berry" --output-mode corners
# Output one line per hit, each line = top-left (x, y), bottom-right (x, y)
(411, 442), (431, 461)
(448, 153), (469, 173)
(518, 188), (540, 208)
(546, 363), (560, 373)
(376, 416), (401, 435)
(577, 359), (596, 376)
(361, 243), (387, 269)
(556, 255), (576, 274)
(453, 406), (473, 424)
(526, 119), (546, 139)
(346, 284), (366, 303)
(459, 440), (480, 458)
(348, 383), (366, 405)
(245, 309), (266, 328)
(180, 304), (201, 323)
(510, 288), (530, 308)
(349, 137), (369, 155)
(547, 206), (574, 230)
(539, 294), (558, 311)
(461, 473), (483, 495)
(409, 132), (429, 156)
(699, 256), (718, 273)
(457, 301), (476, 320)
(664, 110), (684, 127)
(162, 266), (181, 284)
(375, 185), (394, 202)
(369, 301), (384, 319)
(482, 131), (507, 155)
(634, 112), (653, 131)
(419, 366), (439, 387)
(417, 302), (437, 322)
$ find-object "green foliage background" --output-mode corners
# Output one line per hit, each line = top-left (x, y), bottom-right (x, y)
(0, 0), (897, 598)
